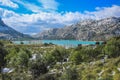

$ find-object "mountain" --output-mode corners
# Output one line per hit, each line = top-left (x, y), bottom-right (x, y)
(0, 18), (32, 40)
(35, 17), (120, 41)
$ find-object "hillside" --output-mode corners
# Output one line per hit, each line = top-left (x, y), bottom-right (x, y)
(0, 18), (32, 40)
(35, 17), (120, 40)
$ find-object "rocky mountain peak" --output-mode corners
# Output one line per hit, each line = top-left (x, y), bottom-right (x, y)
(0, 18), (5, 27)
(0, 18), (32, 40)
(34, 17), (120, 41)
(100, 17), (120, 23)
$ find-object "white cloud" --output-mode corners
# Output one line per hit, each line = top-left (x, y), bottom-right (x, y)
(86, 5), (120, 19)
(0, 0), (18, 8)
(0, 5), (120, 34)
(0, 8), (19, 18)
(39, 0), (59, 10)
(13, 0), (58, 13)
(13, 0), (42, 13)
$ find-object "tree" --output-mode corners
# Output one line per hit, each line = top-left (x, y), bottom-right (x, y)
(0, 41), (8, 80)
(7, 48), (31, 69)
(60, 65), (79, 80)
(0, 42), (8, 72)
(17, 49), (31, 67)
(70, 51), (83, 64)
(104, 37), (120, 58)
(20, 41), (24, 44)
(43, 52), (56, 67)
(95, 41), (100, 45)
(29, 54), (48, 80)
(49, 47), (69, 64)
(70, 47), (98, 64)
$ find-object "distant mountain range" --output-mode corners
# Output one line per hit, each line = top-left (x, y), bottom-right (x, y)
(34, 17), (120, 41)
(1, 17), (120, 41)
(0, 18), (32, 40)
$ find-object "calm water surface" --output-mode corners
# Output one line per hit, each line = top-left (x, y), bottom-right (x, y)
(13, 40), (101, 47)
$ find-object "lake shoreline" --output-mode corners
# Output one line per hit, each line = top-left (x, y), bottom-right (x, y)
(12, 40), (103, 47)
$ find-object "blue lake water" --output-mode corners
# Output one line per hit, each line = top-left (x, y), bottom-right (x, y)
(13, 40), (102, 47)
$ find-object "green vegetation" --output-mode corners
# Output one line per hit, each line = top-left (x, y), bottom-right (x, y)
(0, 37), (120, 80)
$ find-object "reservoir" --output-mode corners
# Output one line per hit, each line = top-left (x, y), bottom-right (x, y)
(13, 40), (102, 47)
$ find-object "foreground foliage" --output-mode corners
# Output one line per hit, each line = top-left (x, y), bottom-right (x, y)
(0, 37), (120, 80)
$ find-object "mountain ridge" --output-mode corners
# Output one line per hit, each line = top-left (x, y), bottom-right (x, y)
(0, 18), (32, 40)
(34, 17), (120, 41)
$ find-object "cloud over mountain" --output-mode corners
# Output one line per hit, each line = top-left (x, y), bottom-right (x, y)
(0, 0), (120, 34)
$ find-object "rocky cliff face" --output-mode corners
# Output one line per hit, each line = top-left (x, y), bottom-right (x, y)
(0, 18), (31, 40)
(35, 17), (120, 41)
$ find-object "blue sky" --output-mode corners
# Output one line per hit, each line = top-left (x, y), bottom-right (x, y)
(58, 0), (120, 12)
(0, 0), (120, 34)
